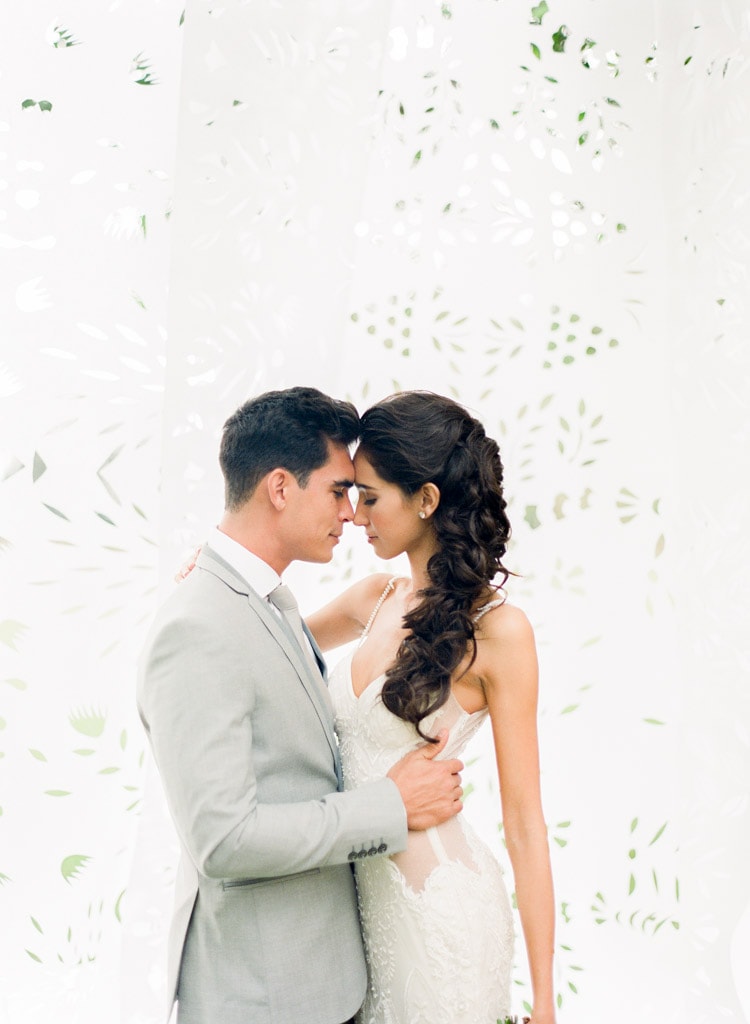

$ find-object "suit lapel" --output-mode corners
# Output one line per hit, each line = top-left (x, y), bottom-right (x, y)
(246, 587), (342, 783)
(197, 547), (342, 784)
(303, 621), (328, 680)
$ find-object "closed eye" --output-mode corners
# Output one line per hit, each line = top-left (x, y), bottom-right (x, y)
(356, 489), (377, 507)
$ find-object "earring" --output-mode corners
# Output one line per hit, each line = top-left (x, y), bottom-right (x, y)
(418, 511), (427, 520)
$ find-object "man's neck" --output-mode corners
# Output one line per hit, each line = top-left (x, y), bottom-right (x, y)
(217, 511), (289, 576)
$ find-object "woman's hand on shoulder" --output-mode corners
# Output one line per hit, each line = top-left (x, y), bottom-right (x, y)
(175, 544), (203, 582)
(305, 573), (396, 652)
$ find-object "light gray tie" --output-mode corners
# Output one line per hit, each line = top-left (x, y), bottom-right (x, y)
(269, 583), (340, 783)
(269, 584), (324, 684)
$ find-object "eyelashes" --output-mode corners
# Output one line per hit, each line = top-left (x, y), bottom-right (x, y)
(355, 488), (377, 507)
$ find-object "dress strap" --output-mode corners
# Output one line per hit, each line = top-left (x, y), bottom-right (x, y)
(358, 576), (400, 647)
(473, 594), (506, 623)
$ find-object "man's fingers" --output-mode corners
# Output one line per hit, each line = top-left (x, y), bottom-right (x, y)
(420, 729), (448, 759)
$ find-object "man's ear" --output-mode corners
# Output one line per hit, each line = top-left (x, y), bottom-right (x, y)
(266, 469), (290, 511)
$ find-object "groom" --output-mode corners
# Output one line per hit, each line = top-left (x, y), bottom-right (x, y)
(137, 387), (464, 1024)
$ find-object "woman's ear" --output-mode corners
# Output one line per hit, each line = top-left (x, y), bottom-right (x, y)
(419, 482), (440, 519)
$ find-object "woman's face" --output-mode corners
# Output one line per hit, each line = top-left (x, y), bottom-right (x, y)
(352, 450), (429, 561)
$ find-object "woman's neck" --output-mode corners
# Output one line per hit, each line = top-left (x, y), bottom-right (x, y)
(405, 535), (437, 601)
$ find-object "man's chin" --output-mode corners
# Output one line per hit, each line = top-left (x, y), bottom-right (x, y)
(299, 547), (337, 565)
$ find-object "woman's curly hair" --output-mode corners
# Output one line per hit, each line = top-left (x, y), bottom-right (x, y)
(358, 391), (512, 741)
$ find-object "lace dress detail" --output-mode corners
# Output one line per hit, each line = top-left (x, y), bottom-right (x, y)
(328, 583), (513, 1024)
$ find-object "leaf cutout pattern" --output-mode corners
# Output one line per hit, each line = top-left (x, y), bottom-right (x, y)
(61, 855), (91, 885)
(69, 708), (106, 738)
(0, 621), (28, 650)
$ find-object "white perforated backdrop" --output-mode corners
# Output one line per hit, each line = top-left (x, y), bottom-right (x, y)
(1, 2), (748, 1022)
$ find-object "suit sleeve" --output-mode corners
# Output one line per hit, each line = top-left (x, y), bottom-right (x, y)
(138, 611), (407, 880)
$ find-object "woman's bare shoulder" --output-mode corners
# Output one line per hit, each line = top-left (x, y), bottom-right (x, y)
(310, 572), (396, 626)
(476, 600), (535, 646)
(349, 571), (400, 605)
(306, 572), (398, 651)
(475, 602), (538, 699)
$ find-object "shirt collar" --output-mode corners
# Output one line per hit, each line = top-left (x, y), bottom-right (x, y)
(207, 526), (281, 599)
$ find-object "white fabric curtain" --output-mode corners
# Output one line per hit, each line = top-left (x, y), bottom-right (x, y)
(2, 1), (748, 1022)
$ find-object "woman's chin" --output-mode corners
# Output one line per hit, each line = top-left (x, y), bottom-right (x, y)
(368, 539), (397, 562)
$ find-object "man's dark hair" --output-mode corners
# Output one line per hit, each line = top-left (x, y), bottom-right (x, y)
(219, 387), (360, 510)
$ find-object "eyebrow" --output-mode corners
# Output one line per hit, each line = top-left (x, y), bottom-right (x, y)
(355, 481), (378, 491)
(332, 478), (355, 489)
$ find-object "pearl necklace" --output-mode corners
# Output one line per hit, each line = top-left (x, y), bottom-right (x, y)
(357, 576), (398, 648)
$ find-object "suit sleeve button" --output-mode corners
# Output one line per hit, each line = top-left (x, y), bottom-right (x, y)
(367, 847), (378, 856)
(377, 843), (387, 854)
(348, 850), (357, 862)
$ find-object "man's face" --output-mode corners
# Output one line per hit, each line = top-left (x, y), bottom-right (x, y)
(281, 443), (355, 564)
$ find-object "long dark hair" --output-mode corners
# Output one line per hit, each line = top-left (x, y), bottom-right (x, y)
(359, 391), (512, 740)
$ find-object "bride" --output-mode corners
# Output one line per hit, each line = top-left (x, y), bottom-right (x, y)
(307, 391), (556, 1024)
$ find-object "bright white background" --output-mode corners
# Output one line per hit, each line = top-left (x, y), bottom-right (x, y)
(1, 1), (749, 1022)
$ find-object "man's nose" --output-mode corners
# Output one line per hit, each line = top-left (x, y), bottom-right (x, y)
(339, 493), (355, 521)
(352, 496), (369, 526)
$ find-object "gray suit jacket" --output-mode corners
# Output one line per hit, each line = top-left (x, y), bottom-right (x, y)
(137, 546), (407, 1024)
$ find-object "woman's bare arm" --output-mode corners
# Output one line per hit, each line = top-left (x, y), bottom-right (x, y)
(480, 605), (557, 1024)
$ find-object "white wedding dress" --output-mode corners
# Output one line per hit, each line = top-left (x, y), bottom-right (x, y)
(328, 585), (514, 1024)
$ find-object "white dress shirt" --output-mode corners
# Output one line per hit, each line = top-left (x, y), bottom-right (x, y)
(208, 526), (281, 602)
(207, 527), (319, 664)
